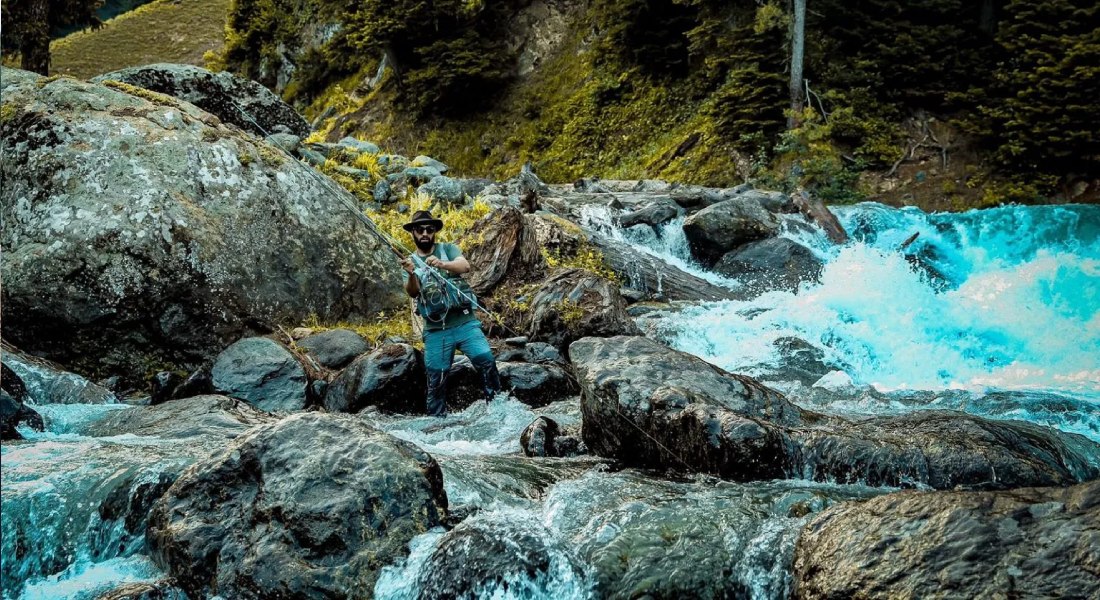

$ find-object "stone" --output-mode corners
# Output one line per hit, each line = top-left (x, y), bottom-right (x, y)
(211, 337), (308, 412)
(92, 63), (310, 137)
(297, 328), (369, 370)
(1, 380), (44, 440)
(570, 336), (1100, 489)
(713, 237), (824, 294)
(264, 132), (301, 153)
(374, 178), (395, 204)
(505, 336), (529, 347)
(147, 412), (448, 599)
(170, 367), (214, 400)
(297, 146), (328, 166)
(460, 178), (494, 198)
(682, 198), (781, 266)
(522, 269), (641, 352)
(84, 395), (273, 439)
(378, 154), (409, 174)
(150, 371), (182, 405)
(495, 341), (564, 366)
(793, 481), (1100, 600)
(417, 175), (465, 205)
(415, 512), (584, 599)
(0, 70), (405, 383)
(461, 207), (548, 295)
(410, 154), (449, 173)
(404, 165), (443, 184)
(618, 198), (681, 229)
(323, 343), (424, 414)
(499, 361), (577, 407)
(520, 416), (585, 457)
(338, 136), (380, 154)
(96, 581), (188, 600)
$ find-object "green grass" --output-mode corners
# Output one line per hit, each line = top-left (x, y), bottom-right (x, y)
(49, 0), (230, 79)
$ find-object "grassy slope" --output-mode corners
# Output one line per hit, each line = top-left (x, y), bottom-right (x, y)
(49, 0), (230, 79)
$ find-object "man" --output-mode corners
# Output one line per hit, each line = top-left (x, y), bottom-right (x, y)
(401, 210), (501, 416)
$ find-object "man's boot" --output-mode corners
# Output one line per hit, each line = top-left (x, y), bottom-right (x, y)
(426, 368), (449, 416)
(470, 354), (501, 402)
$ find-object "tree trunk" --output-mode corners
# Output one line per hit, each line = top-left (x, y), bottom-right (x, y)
(19, 0), (52, 75)
(787, 0), (807, 129)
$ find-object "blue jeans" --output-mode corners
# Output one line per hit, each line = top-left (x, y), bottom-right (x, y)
(423, 320), (500, 416)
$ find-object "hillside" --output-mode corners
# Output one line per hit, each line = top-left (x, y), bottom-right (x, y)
(49, 0), (229, 80)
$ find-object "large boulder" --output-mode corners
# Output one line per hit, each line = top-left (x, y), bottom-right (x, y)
(499, 361), (578, 407)
(92, 63), (310, 137)
(794, 481), (1100, 600)
(520, 416), (585, 457)
(461, 207), (547, 295)
(682, 198), (780, 266)
(211, 338), (308, 412)
(84, 395), (274, 439)
(523, 269), (641, 353)
(417, 175), (465, 204)
(713, 237), (824, 294)
(618, 197), (681, 229)
(570, 336), (1100, 489)
(0, 69), (405, 383)
(323, 343), (425, 414)
(296, 328), (369, 370)
(147, 412), (448, 599)
(414, 512), (586, 599)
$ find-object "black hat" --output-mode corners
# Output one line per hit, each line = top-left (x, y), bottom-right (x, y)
(402, 210), (444, 232)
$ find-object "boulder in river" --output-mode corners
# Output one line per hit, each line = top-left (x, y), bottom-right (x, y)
(618, 197), (681, 229)
(211, 337), (308, 412)
(499, 361), (578, 407)
(520, 416), (585, 457)
(682, 198), (781, 266)
(296, 328), (369, 370)
(714, 237), (824, 294)
(147, 412), (448, 599)
(323, 343), (425, 414)
(522, 269), (641, 353)
(0, 69), (405, 384)
(793, 480), (1100, 599)
(571, 336), (1100, 489)
(91, 63), (310, 137)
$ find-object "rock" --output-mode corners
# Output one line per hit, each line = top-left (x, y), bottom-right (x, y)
(461, 207), (547, 295)
(460, 178), (494, 198)
(415, 512), (584, 599)
(92, 63), (310, 137)
(297, 328), (369, 369)
(523, 270), (641, 353)
(211, 337), (308, 412)
(264, 132), (301, 153)
(1, 347), (115, 405)
(170, 367), (214, 400)
(334, 165), (373, 180)
(297, 146), (327, 166)
(147, 412), (448, 599)
(793, 481), (1100, 600)
(618, 197), (681, 229)
(713, 237), (824, 293)
(447, 355), (488, 409)
(289, 327), (314, 339)
(0, 69), (405, 383)
(378, 154), (409, 174)
(499, 361), (578, 407)
(417, 175), (465, 205)
(520, 416), (585, 457)
(496, 341), (564, 365)
(410, 155), (449, 173)
(84, 395), (273, 439)
(764, 337), (833, 386)
(2, 383), (44, 440)
(570, 336), (1100, 488)
(739, 189), (794, 213)
(505, 336), (529, 347)
(96, 580), (188, 600)
(373, 178), (395, 204)
(682, 198), (781, 266)
(405, 165), (443, 184)
(150, 371), (183, 405)
(323, 343), (424, 414)
(338, 136), (380, 154)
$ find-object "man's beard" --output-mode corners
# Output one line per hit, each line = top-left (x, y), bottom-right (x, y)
(415, 236), (434, 252)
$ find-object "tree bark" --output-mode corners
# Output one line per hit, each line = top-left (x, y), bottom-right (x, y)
(787, 0), (807, 129)
(19, 0), (51, 75)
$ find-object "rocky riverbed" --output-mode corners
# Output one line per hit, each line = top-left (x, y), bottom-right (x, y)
(2, 65), (1098, 599)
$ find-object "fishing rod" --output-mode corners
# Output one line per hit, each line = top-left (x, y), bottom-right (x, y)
(227, 101), (520, 334)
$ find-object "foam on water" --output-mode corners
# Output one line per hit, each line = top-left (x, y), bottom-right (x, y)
(16, 555), (164, 600)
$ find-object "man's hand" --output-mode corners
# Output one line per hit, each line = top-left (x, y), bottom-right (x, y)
(425, 256), (445, 268)
(401, 258), (415, 274)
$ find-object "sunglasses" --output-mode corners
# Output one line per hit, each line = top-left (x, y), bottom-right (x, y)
(412, 225), (438, 234)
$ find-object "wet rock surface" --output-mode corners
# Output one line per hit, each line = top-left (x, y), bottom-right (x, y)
(571, 336), (1100, 488)
(415, 512), (585, 599)
(147, 412), (448, 599)
(523, 269), (641, 353)
(324, 343), (425, 414)
(296, 328), (369, 369)
(714, 237), (824, 293)
(1, 362), (43, 440)
(96, 580), (188, 600)
(499, 361), (578, 407)
(84, 395), (273, 439)
(92, 63), (310, 137)
(682, 198), (780, 266)
(520, 416), (585, 457)
(794, 480), (1100, 600)
(2, 347), (115, 405)
(0, 69), (405, 383)
(211, 337), (308, 412)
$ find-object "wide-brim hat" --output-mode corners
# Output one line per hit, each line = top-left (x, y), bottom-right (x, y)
(402, 210), (444, 232)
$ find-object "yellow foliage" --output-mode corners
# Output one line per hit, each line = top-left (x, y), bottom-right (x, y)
(542, 244), (619, 282)
(302, 311), (420, 349)
(367, 195), (491, 252)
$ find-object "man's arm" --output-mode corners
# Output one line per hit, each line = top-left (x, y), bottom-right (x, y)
(402, 259), (420, 297)
(424, 244), (471, 274)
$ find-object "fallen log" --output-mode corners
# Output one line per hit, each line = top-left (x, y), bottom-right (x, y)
(793, 189), (849, 244)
